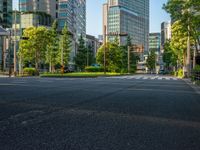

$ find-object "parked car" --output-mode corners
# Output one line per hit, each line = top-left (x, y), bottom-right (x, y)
(64, 66), (74, 73)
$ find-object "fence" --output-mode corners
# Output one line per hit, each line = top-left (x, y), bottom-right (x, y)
(192, 71), (200, 84)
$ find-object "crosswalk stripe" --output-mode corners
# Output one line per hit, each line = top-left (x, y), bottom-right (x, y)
(106, 76), (179, 81)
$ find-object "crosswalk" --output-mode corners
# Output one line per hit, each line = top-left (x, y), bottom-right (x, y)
(106, 75), (179, 81)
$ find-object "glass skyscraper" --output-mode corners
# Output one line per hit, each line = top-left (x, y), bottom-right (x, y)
(58, 0), (86, 41)
(103, 0), (149, 53)
(0, 0), (12, 28)
(58, 0), (86, 61)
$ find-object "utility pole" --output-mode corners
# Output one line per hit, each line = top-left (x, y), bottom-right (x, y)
(61, 35), (64, 73)
(128, 46), (130, 74)
(186, 7), (191, 78)
(13, 9), (17, 76)
(103, 25), (106, 75)
(8, 30), (12, 77)
(87, 47), (89, 66)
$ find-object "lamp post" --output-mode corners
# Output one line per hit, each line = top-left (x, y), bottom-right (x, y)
(13, 9), (17, 76)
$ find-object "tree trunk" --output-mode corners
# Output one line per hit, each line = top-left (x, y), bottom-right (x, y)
(49, 61), (52, 73)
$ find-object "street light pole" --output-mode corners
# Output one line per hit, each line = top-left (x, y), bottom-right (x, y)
(186, 6), (191, 78)
(128, 46), (130, 74)
(13, 9), (17, 76)
(103, 25), (106, 75)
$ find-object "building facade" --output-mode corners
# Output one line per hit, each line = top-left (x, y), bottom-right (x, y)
(149, 33), (161, 54)
(161, 21), (171, 52)
(86, 34), (101, 57)
(103, 0), (149, 54)
(19, 0), (58, 19)
(58, 0), (86, 63)
(58, 0), (86, 41)
(0, 0), (12, 28)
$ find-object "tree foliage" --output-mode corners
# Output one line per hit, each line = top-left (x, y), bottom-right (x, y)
(46, 20), (59, 72)
(96, 37), (138, 73)
(163, 40), (177, 69)
(59, 23), (72, 66)
(163, 0), (200, 67)
(19, 27), (50, 70)
(146, 50), (156, 71)
(19, 23), (72, 72)
(74, 34), (88, 70)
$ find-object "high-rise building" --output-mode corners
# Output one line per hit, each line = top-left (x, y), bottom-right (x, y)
(149, 33), (161, 54)
(161, 21), (171, 51)
(58, 0), (86, 41)
(0, 0), (12, 28)
(19, 0), (58, 19)
(86, 34), (101, 57)
(103, 0), (149, 53)
(58, 0), (86, 63)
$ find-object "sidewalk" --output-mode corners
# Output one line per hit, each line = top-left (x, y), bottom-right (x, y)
(183, 78), (200, 95)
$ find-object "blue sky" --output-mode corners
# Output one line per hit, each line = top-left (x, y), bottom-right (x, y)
(13, 0), (170, 37)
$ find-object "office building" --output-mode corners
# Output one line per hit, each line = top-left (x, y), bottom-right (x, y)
(149, 33), (161, 54)
(0, 0), (12, 28)
(86, 34), (101, 57)
(58, 0), (86, 63)
(58, 0), (86, 41)
(19, 0), (58, 19)
(161, 21), (171, 51)
(103, 0), (149, 54)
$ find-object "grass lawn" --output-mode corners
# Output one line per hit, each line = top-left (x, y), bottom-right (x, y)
(40, 72), (127, 78)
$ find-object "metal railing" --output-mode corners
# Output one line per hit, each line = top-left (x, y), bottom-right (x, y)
(191, 71), (200, 84)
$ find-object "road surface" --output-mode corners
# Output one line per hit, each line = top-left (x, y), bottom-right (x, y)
(0, 75), (200, 150)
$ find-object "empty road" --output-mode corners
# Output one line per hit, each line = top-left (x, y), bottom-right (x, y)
(0, 75), (200, 150)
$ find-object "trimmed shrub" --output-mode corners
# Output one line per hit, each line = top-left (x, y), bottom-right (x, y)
(85, 66), (104, 72)
(23, 68), (37, 76)
(193, 65), (200, 72)
(178, 69), (184, 78)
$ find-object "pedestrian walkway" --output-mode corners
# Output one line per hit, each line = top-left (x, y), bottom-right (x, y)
(106, 75), (179, 81)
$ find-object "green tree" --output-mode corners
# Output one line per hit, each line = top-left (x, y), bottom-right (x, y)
(59, 23), (71, 67)
(87, 44), (95, 65)
(163, 0), (200, 67)
(96, 38), (123, 73)
(46, 20), (59, 72)
(163, 40), (177, 70)
(121, 36), (139, 73)
(147, 50), (156, 72)
(170, 21), (195, 68)
(19, 27), (50, 71)
(74, 34), (88, 71)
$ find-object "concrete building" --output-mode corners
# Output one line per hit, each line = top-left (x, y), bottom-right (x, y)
(20, 12), (52, 29)
(149, 32), (163, 71)
(149, 33), (161, 54)
(0, 27), (9, 71)
(0, 0), (12, 28)
(19, 0), (58, 19)
(86, 34), (101, 57)
(103, 0), (149, 54)
(0, 0), (12, 71)
(161, 21), (171, 52)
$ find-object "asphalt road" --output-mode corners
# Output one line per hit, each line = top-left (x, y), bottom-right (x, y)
(0, 75), (200, 150)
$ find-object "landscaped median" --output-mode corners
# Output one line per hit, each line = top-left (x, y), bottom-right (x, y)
(40, 72), (127, 78)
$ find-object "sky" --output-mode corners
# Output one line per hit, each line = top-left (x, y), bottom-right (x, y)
(13, 0), (170, 37)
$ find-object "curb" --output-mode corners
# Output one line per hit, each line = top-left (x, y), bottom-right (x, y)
(183, 79), (200, 95)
